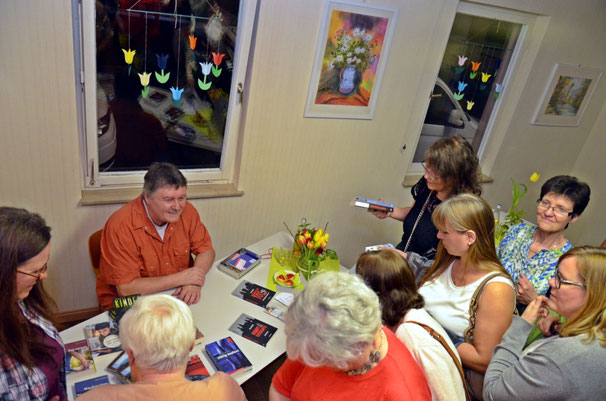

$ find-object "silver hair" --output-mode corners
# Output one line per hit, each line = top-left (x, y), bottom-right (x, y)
(284, 272), (382, 370)
(119, 294), (195, 372)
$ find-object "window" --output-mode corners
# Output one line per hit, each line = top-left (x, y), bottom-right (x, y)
(410, 2), (535, 171)
(73, 0), (257, 194)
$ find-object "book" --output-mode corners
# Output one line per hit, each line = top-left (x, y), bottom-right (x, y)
(218, 248), (261, 279)
(354, 196), (394, 213)
(194, 326), (205, 345)
(185, 354), (210, 381)
(64, 339), (96, 374)
(109, 295), (139, 322)
(228, 313), (278, 347)
(74, 375), (110, 397)
(231, 281), (275, 308)
(84, 320), (121, 357)
(205, 337), (252, 376)
(106, 351), (132, 384)
(264, 300), (286, 322)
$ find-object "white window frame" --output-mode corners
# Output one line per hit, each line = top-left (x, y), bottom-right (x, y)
(405, 2), (548, 181)
(73, 0), (257, 194)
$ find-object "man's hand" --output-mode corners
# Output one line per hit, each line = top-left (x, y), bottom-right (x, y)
(516, 274), (539, 305)
(180, 266), (207, 287)
(173, 284), (201, 305)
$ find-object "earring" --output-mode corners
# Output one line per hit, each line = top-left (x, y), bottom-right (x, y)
(468, 242), (472, 246)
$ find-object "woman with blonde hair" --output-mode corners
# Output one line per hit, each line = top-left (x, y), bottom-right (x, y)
(414, 194), (515, 400)
(484, 246), (606, 400)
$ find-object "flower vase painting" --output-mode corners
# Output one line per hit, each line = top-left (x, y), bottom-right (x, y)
(305, 1), (398, 119)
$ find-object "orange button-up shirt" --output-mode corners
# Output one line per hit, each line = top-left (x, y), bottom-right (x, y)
(96, 195), (213, 310)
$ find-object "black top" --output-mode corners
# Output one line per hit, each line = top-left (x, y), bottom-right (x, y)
(395, 177), (441, 258)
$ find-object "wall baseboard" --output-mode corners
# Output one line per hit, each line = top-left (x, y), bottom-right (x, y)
(54, 307), (101, 330)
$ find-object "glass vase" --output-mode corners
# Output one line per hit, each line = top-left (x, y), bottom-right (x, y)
(296, 255), (320, 281)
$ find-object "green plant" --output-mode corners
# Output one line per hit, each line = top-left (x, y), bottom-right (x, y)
(495, 173), (540, 244)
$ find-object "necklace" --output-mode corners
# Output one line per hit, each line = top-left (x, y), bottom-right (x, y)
(344, 330), (383, 376)
(532, 231), (566, 251)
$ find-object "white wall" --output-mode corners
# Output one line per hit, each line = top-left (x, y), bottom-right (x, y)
(1, 0), (605, 311)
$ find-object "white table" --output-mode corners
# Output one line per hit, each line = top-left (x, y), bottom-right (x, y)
(61, 231), (346, 400)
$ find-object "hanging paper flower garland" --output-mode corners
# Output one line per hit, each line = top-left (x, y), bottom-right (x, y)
(139, 14), (150, 98)
(211, 52), (224, 77)
(171, 17), (183, 106)
(457, 55), (468, 66)
(494, 83), (502, 100)
(155, 53), (170, 83)
(470, 61), (481, 79)
(466, 100), (474, 110)
(453, 92), (464, 101)
(123, 49), (136, 64)
(189, 35), (197, 50)
(198, 61), (212, 90)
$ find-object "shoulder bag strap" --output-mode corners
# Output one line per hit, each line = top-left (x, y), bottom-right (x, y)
(407, 320), (472, 401)
(403, 190), (434, 253)
(464, 272), (513, 343)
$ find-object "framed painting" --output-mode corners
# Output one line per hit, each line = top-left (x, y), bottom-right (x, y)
(532, 64), (602, 126)
(304, 0), (398, 119)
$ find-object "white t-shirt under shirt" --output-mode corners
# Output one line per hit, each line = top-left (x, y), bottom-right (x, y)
(397, 308), (466, 401)
(418, 261), (514, 337)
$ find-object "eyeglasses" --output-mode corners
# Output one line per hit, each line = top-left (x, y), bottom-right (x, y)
(17, 264), (48, 280)
(422, 162), (440, 181)
(554, 268), (586, 289)
(536, 199), (573, 218)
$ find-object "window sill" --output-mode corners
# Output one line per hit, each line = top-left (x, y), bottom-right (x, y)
(81, 183), (244, 206)
(402, 171), (493, 188)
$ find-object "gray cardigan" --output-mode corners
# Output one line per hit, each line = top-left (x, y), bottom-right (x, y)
(484, 315), (606, 401)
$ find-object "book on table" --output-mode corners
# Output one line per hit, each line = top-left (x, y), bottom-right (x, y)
(228, 313), (278, 347)
(108, 295), (140, 322)
(218, 248), (261, 279)
(84, 319), (121, 357)
(185, 354), (211, 382)
(231, 280), (276, 308)
(106, 351), (132, 384)
(74, 375), (109, 397)
(205, 337), (252, 375)
(64, 339), (96, 375)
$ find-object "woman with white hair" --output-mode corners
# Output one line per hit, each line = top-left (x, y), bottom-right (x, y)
(269, 272), (431, 401)
(77, 294), (245, 401)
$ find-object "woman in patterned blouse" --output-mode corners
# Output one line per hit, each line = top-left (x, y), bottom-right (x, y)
(497, 175), (590, 312)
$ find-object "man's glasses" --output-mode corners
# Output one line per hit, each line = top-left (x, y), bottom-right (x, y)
(17, 264), (48, 279)
(422, 162), (440, 181)
(554, 268), (586, 289)
(536, 199), (573, 218)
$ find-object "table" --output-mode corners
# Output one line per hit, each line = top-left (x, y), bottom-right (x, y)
(61, 231), (346, 400)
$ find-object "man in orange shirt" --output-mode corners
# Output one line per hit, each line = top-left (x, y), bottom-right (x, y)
(96, 163), (215, 310)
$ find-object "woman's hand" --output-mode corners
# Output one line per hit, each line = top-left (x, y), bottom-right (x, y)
(516, 274), (539, 305)
(368, 199), (392, 219)
(521, 296), (549, 324)
(369, 204), (411, 222)
(537, 314), (562, 336)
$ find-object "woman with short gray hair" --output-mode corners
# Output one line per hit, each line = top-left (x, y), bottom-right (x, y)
(270, 272), (431, 401)
(77, 294), (245, 401)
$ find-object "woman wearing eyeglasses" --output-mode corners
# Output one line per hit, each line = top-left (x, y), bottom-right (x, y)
(484, 246), (606, 400)
(0, 207), (65, 401)
(371, 136), (481, 279)
(497, 175), (590, 312)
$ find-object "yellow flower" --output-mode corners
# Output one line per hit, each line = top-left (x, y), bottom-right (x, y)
(530, 172), (540, 183)
(138, 72), (151, 87)
(323, 233), (329, 243)
(304, 231), (311, 239)
(307, 241), (314, 249)
(122, 48), (136, 64)
(313, 229), (324, 243)
(297, 235), (306, 245)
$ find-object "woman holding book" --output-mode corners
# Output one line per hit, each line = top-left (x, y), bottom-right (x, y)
(371, 136), (481, 279)
(270, 272), (431, 401)
(484, 246), (606, 400)
(0, 207), (66, 401)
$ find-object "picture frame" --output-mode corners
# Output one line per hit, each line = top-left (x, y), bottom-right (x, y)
(532, 63), (602, 126)
(304, 0), (398, 119)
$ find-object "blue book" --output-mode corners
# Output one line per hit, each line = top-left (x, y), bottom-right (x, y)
(74, 375), (110, 397)
(205, 337), (252, 376)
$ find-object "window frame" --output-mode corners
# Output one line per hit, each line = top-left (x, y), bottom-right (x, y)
(405, 2), (541, 181)
(73, 0), (257, 195)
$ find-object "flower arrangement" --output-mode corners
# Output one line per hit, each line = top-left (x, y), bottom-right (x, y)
(327, 27), (377, 72)
(495, 172), (540, 244)
(285, 219), (338, 279)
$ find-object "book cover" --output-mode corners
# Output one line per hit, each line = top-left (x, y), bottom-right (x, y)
(106, 351), (132, 384)
(84, 320), (121, 357)
(264, 301), (286, 322)
(74, 375), (109, 397)
(185, 355), (210, 382)
(228, 313), (278, 347)
(109, 295), (140, 322)
(64, 339), (96, 374)
(205, 337), (252, 375)
(218, 248), (261, 279)
(231, 281), (276, 308)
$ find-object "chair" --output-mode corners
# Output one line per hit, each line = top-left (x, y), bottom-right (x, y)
(88, 229), (103, 278)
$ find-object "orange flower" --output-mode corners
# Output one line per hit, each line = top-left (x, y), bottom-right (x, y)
(188, 35), (197, 50)
(471, 61), (481, 72)
(212, 52), (225, 66)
